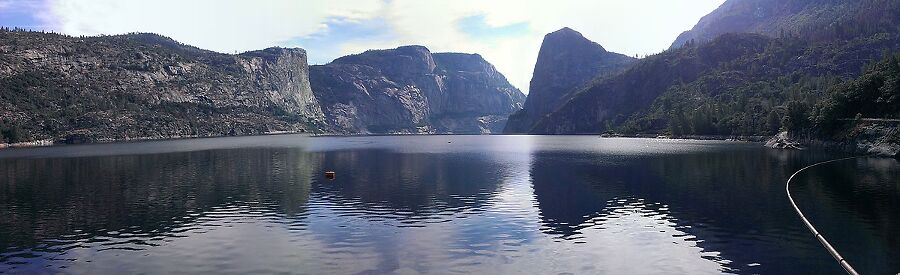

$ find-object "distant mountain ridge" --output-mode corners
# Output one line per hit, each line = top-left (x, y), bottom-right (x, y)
(310, 46), (525, 134)
(504, 27), (636, 133)
(671, 0), (899, 48)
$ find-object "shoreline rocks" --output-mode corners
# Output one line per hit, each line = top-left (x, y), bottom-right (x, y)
(765, 131), (805, 150)
(765, 128), (900, 157)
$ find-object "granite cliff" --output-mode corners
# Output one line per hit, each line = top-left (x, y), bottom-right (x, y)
(0, 31), (525, 145)
(309, 46), (525, 134)
(504, 27), (635, 133)
(524, 0), (899, 157)
(0, 31), (324, 144)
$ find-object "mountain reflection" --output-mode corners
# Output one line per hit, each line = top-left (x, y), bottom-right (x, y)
(0, 136), (897, 274)
(529, 152), (619, 237)
(0, 148), (318, 255)
(311, 149), (504, 218)
(527, 148), (845, 273)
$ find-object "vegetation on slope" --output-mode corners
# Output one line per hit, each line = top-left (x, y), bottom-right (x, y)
(805, 53), (900, 147)
(532, 27), (898, 137)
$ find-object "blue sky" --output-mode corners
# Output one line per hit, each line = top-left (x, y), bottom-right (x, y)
(0, 0), (51, 30)
(0, 0), (726, 92)
(286, 17), (398, 65)
(457, 15), (530, 42)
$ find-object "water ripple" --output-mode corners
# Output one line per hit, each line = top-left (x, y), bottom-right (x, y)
(0, 136), (897, 274)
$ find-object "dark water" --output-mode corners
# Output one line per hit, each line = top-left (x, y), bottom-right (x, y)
(0, 135), (898, 274)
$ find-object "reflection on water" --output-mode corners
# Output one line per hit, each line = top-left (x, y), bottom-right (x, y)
(0, 135), (897, 274)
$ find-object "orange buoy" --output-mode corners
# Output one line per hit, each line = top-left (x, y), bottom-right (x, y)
(324, 171), (336, 180)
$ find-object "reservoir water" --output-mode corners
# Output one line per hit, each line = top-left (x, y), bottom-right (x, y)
(0, 135), (898, 274)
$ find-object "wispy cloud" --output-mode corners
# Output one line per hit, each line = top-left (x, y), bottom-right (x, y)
(46, 0), (383, 53)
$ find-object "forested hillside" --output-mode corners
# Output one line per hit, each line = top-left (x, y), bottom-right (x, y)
(532, 32), (898, 136)
(613, 33), (898, 137)
(529, 0), (898, 157)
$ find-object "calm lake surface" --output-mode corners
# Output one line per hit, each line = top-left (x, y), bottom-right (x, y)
(0, 135), (898, 274)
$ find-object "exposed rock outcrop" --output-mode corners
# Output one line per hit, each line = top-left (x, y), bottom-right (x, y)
(765, 131), (804, 150)
(0, 31), (324, 144)
(308, 62), (432, 134)
(529, 33), (775, 134)
(816, 121), (899, 157)
(768, 124), (900, 157)
(310, 46), (525, 134)
(239, 47), (323, 119)
(504, 27), (636, 133)
(432, 53), (526, 133)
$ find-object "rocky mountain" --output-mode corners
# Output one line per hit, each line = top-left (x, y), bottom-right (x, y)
(0, 30), (525, 144)
(532, 31), (898, 135)
(504, 27), (636, 133)
(671, 0), (899, 48)
(522, 0), (899, 156)
(0, 30), (324, 144)
(309, 46), (525, 134)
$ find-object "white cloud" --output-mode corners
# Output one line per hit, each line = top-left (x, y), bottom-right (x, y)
(334, 0), (725, 93)
(43, 0), (725, 92)
(47, 0), (383, 53)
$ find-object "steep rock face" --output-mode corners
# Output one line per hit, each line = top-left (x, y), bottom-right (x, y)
(531, 30), (898, 135)
(432, 53), (525, 133)
(239, 47), (323, 119)
(504, 27), (636, 133)
(527, 0), (899, 137)
(310, 46), (524, 134)
(531, 33), (773, 134)
(0, 31), (324, 144)
(671, 0), (899, 48)
(308, 63), (431, 134)
(532, 33), (900, 136)
(330, 46), (446, 117)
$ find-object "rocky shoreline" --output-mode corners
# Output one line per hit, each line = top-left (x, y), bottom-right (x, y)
(765, 130), (900, 158)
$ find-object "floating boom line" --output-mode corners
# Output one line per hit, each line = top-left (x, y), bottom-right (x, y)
(785, 157), (859, 275)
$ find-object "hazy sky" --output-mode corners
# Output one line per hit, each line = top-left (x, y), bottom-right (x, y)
(0, 0), (725, 93)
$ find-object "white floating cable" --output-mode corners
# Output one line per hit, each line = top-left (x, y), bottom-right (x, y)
(785, 157), (859, 275)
